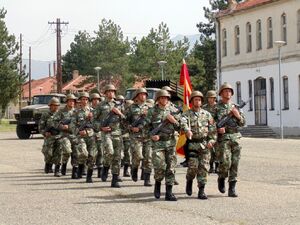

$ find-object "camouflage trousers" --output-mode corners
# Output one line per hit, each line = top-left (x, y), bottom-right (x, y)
(130, 138), (152, 173)
(41, 136), (62, 165)
(74, 135), (96, 169)
(186, 142), (211, 186)
(59, 135), (77, 164)
(152, 137), (177, 185)
(122, 138), (131, 166)
(95, 132), (103, 168)
(217, 138), (241, 182)
(209, 147), (217, 164)
(101, 133), (123, 175)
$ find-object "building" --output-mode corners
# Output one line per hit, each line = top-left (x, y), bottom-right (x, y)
(216, 0), (300, 136)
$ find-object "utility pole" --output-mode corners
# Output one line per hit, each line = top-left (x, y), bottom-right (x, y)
(29, 47), (32, 102)
(19, 33), (23, 111)
(48, 19), (69, 93)
(48, 63), (51, 77)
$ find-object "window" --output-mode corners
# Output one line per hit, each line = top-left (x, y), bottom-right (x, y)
(297, 10), (300, 43)
(281, 13), (287, 44)
(256, 20), (262, 50)
(222, 29), (227, 57)
(248, 80), (253, 111)
(283, 76), (289, 109)
(236, 81), (242, 105)
(267, 17), (273, 48)
(246, 22), (252, 52)
(234, 26), (240, 54)
(270, 78), (274, 110)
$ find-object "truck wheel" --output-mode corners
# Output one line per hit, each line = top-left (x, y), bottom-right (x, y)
(16, 124), (31, 139)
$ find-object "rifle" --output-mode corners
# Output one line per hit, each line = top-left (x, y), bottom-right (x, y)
(59, 118), (72, 133)
(101, 102), (123, 127)
(78, 120), (93, 131)
(45, 126), (60, 136)
(131, 114), (146, 128)
(216, 98), (251, 129)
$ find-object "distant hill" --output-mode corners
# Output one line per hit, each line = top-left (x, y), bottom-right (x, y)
(23, 59), (55, 80)
(171, 34), (200, 51)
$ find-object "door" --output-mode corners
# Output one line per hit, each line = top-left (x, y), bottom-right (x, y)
(254, 77), (267, 125)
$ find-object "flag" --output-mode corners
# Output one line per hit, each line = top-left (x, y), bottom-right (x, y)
(176, 59), (192, 156)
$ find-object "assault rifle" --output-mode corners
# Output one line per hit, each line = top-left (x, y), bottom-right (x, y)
(131, 114), (146, 128)
(45, 126), (60, 136)
(78, 120), (93, 131)
(101, 102), (123, 127)
(216, 98), (251, 129)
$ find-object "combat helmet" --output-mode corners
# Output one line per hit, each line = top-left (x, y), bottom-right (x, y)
(104, 84), (116, 93)
(189, 91), (204, 102)
(155, 89), (171, 101)
(146, 99), (155, 107)
(132, 88), (148, 100)
(219, 83), (234, 96)
(206, 90), (217, 98)
(116, 95), (125, 101)
(66, 94), (77, 101)
(90, 93), (101, 100)
(161, 86), (173, 92)
(48, 97), (60, 106)
(78, 92), (89, 99)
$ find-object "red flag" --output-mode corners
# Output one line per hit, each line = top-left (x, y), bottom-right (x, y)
(176, 59), (192, 156)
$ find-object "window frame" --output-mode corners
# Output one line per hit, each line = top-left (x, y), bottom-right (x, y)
(246, 22), (252, 53)
(256, 20), (262, 50)
(267, 17), (273, 49)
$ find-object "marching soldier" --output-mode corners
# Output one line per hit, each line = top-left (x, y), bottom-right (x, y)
(144, 90), (181, 201)
(94, 84), (125, 188)
(39, 97), (62, 177)
(70, 92), (96, 183)
(203, 90), (218, 173)
(215, 83), (246, 197)
(126, 88), (152, 186)
(181, 91), (216, 199)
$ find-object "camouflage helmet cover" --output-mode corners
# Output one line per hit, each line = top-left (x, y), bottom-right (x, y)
(104, 84), (117, 93)
(206, 90), (217, 98)
(48, 97), (60, 106)
(132, 88), (148, 100)
(78, 92), (90, 99)
(189, 91), (204, 102)
(90, 93), (101, 100)
(155, 90), (171, 101)
(219, 82), (234, 96)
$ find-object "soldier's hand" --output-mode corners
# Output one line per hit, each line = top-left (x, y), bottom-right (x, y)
(45, 132), (51, 137)
(217, 127), (226, 134)
(166, 114), (177, 124)
(101, 127), (112, 132)
(62, 125), (69, 130)
(151, 135), (160, 141)
(186, 130), (193, 140)
(87, 112), (93, 120)
(231, 107), (241, 120)
(207, 142), (213, 149)
(79, 130), (87, 136)
(131, 127), (139, 133)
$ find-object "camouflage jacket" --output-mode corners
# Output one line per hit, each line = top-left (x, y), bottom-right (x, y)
(202, 103), (217, 119)
(70, 106), (94, 137)
(215, 101), (246, 140)
(39, 110), (61, 138)
(55, 106), (76, 136)
(181, 108), (216, 146)
(125, 101), (150, 139)
(93, 99), (125, 136)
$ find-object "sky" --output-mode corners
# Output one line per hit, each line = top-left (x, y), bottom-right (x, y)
(2, 0), (210, 78)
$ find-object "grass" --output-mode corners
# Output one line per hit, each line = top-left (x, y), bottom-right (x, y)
(0, 119), (16, 132)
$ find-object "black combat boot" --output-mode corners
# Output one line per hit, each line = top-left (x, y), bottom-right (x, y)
(123, 165), (130, 177)
(209, 162), (214, 173)
(165, 185), (177, 201)
(101, 166), (109, 182)
(48, 164), (54, 173)
(61, 163), (67, 176)
(44, 163), (50, 173)
(86, 168), (93, 183)
(140, 168), (144, 180)
(198, 184), (208, 200)
(215, 162), (219, 173)
(111, 174), (121, 188)
(218, 177), (226, 193)
(144, 173), (152, 187)
(77, 164), (84, 179)
(71, 166), (78, 179)
(154, 181), (161, 199)
(186, 180), (193, 196)
(54, 164), (61, 177)
(97, 167), (103, 178)
(131, 168), (138, 182)
(228, 181), (238, 197)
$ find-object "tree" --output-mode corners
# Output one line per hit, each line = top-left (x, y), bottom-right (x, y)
(0, 8), (25, 119)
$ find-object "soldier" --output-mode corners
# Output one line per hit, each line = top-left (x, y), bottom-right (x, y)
(215, 83), (246, 197)
(94, 84), (125, 188)
(55, 94), (77, 177)
(39, 97), (62, 177)
(203, 90), (218, 173)
(181, 91), (216, 199)
(70, 92), (96, 183)
(144, 89), (181, 201)
(126, 88), (152, 186)
(90, 93), (103, 179)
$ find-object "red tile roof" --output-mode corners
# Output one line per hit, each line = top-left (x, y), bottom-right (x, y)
(62, 75), (96, 92)
(22, 76), (57, 98)
(217, 0), (275, 18)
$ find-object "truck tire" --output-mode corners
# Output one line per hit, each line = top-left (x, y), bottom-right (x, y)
(16, 124), (31, 139)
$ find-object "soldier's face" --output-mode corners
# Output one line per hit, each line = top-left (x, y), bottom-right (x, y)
(50, 104), (59, 112)
(137, 93), (147, 102)
(221, 89), (233, 100)
(158, 96), (169, 106)
(207, 97), (216, 105)
(192, 97), (202, 108)
(106, 90), (115, 99)
(80, 97), (89, 107)
(67, 100), (75, 108)
(92, 99), (99, 107)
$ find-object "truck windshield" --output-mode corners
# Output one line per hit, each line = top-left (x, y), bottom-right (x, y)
(32, 96), (54, 105)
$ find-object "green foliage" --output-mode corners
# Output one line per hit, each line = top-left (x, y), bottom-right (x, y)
(0, 8), (25, 119)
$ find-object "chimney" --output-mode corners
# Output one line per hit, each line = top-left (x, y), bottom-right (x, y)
(228, 0), (238, 10)
(72, 70), (79, 80)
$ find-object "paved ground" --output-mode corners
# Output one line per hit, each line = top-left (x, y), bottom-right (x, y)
(0, 132), (299, 225)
